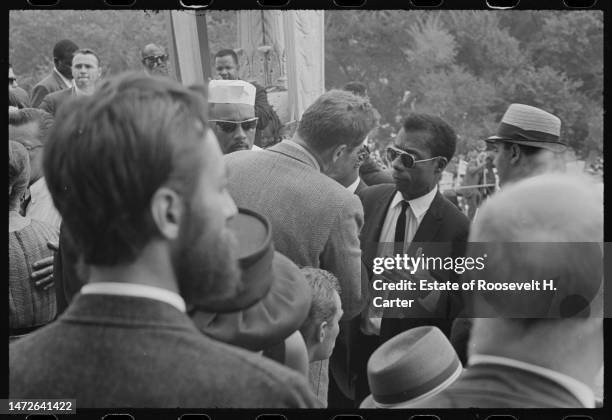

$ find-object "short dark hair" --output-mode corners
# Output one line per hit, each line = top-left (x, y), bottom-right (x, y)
(299, 268), (341, 342)
(9, 108), (54, 146)
(343, 81), (367, 97)
(214, 49), (238, 66)
(73, 48), (101, 67)
(402, 114), (457, 161)
(53, 39), (79, 60)
(43, 72), (209, 266)
(9, 140), (30, 210)
(298, 89), (376, 152)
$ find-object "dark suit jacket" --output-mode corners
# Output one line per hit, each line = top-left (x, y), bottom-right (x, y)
(251, 81), (281, 147)
(30, 70), (70, 108)
(39, 86), (76, 116)
(10, 293), (320, 408)
(409, 363), (584, 408)
(359, 184), (469, 340)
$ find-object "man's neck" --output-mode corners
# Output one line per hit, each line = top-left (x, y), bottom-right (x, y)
(88, 242), (179, 295)
(291, 135), (329, 173)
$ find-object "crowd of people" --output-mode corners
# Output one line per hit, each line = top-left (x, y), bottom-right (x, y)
(8, 39), (603, 409)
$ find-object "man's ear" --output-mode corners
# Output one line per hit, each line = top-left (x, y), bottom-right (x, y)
(510, 143), (522, 164)
(332, 145), (347, 163)
(436, 156), (448, 173)
(318, 321), (328, 343)
(150, 187), (184, 240)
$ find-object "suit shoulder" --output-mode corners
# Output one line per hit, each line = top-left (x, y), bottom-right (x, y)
(358, 183), (395, 202)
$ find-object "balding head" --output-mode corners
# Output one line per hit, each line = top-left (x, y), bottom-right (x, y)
(468, 174), (603, 387)
(141, 44), (168, 76)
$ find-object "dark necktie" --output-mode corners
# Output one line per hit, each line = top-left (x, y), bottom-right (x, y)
(394, 200), (410, 255)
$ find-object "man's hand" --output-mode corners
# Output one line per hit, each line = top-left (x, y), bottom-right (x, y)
(31, 241), (58, 290)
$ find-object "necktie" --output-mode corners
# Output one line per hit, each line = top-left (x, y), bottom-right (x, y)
(394, 200), (410, 255)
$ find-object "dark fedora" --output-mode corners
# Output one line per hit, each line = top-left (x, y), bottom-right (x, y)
(486, 103), (567, 153)
(191, 208), (312, 351)
(361, 326), (463, 408)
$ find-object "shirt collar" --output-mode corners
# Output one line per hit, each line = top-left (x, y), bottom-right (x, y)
(391, 185), (438, 219)
(346, 177), (361, 194)
(54, 67), (73, 89)
(80, 282), (186, 313)
(29, 177), (47, 201)
(469, 354), (595, 408)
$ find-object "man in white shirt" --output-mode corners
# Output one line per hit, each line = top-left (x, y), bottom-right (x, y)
(30, 39), (78, 107)
(352, 113), (470, 405)
(411, 173), (603, 408)
(9, 73), (319, 408)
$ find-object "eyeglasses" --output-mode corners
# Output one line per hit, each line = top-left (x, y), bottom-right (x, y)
(210, 118), (259, 133)
(386, 145), (444, 168)
(24, 144), (43, 152)
(142, 54), (168, 66)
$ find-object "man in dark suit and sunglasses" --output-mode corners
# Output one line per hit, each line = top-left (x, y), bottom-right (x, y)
(351, 113), (470, 405)
(208, 79), (260, 154)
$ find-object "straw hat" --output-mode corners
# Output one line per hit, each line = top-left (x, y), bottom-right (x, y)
(360, 326), (463, 408)
(486, 104), (566, 152)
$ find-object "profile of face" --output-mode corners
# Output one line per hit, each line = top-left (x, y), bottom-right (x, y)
(313, 290), (343, 361)
(72, 53), (101, 91)
(142, 45), (169, 77)
(56, 51), (76, 80)
(214, 55), (238, 80)
(210, 103), (257, 154)
(9, 67), (17, 88)
(391, 128), (445, 200)
(329, 141), (368, 187)
(171, 129), (242, 311)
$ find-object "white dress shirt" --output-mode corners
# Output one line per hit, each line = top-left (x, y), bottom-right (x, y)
(469, 354), (596, 408)
(80, 282), (186, 313)
(362, 186), (438, 335)
(346, 177), (362, 194)
(26, 177), (62, 232)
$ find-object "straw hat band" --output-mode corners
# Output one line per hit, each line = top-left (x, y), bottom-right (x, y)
(496, 122), (560, 143)
(372, 356), (462, 405)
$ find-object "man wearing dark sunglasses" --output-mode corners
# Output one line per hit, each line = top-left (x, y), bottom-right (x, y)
(353, 113), (470, 405)
(141, 43), (169, 77)
(208, 79), (259, 154)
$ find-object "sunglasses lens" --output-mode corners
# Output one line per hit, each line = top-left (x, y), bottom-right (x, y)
(387, 147), (415, 168)
(401, 154), (415, 168)
(217, 122), (237, 133)
(241, 120), (257, 131)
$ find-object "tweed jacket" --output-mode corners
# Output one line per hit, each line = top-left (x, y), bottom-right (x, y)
(30, 70), (70, 108)
(409, 363), (585, 408)
(225, 140), (365, 319)
(9, 293), (321, 408)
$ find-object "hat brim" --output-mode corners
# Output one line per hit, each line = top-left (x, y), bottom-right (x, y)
(191, 251), (312, 351)
(485, 136), (567, 153)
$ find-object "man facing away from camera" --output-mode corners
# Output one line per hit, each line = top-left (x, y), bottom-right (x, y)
(411, 173), (603, 408)
(9, 73), (320, 408)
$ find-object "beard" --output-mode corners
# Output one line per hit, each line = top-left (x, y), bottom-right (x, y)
(171, 205), (244, 313)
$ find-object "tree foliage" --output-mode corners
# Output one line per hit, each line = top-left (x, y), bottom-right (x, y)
(9, 10), (602, 157)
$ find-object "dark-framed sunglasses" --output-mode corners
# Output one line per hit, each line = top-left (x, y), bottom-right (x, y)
(209, 117), (259, 133)
(386, 145), (444, 168)
(143, 54), (168, 66)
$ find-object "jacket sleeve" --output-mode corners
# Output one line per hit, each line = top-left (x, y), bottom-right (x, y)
(39, 95), (55, 116)
(30, 84), (49, 109)
(320, 194), (365, 320)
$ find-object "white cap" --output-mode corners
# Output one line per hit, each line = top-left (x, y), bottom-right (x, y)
(208, 80), (256, 106)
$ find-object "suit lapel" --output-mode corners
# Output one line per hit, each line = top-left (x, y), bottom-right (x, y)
(361, 186), (396, 270)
